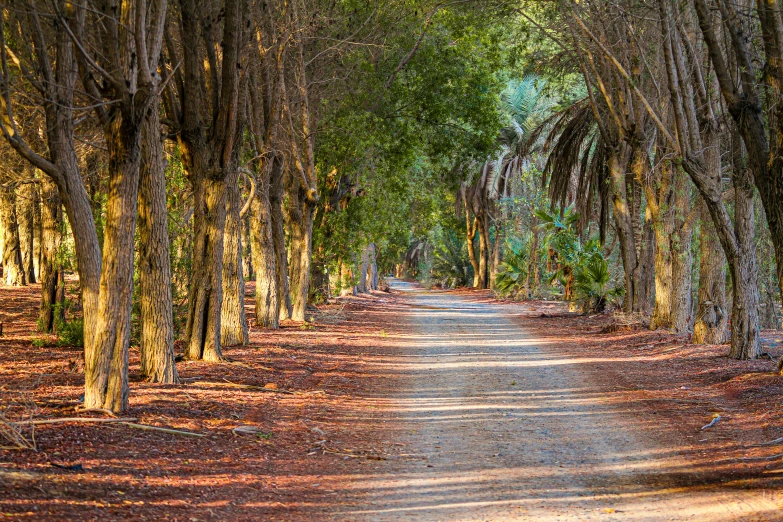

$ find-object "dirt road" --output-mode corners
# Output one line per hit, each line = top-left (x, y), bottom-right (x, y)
(333, 281), (782, 521)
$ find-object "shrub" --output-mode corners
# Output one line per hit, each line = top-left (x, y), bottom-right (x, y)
(573, 254), (624, 313)
(430, 229), (472, 288)
(56, 318), (84, 347)
(494, 237), (529, 297)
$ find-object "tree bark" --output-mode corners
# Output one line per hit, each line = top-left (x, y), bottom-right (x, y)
(38, 178), (64, 333)
(32, 181), (41, 282)
(358, 245), (369, 293)
(220, 175), (249, 347)
(670, 219), (693, 332)
(17, 180), (36, 284)
(693, 132), (728, 344)
(491, 223), (502, 289)
(650, 210), (674, 329)
(648, 154), (675, 330)
(477, 212), (490, 289)
(250, 171), (279, 329)
(693, 204), (728, 344)
(0, 184), (26, 286)
(85, 107), (147, 412)
(138, 98), (178, 383)
(728, 165), (761, 359)
(368, 243), (379, 290)
(183, 171), (228, 362)
(608, 150), (641, 313)
(670, 167), (693, 332)
(270, 159), (292, 321)
(467, 217), (479, 287)
(339, 260), (355, 296)
(176, 0), (245, 360)
(288, 193), (316, 321)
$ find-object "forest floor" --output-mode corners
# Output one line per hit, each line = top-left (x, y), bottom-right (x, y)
(1, 280), (783, 520)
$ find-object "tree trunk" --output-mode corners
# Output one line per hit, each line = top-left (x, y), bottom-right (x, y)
(184, 170), (228, 362)
(0, 10), (106, 411)
(670, 169), (693, 332)
(358, 245), (369, 293)
(491, 223), (502, 289)
(648, 155), (675, 330)
(477, 213), (490, 289)
(608, 150), (640, 313)
(33, 181), (41, 282)
(17, 181), (36, 284)
(466, 217), (480, 287)
(761, 284), (780, 330)
(728, 172), (761, 359)
(84, 110), (145, 412)
(637, 209), (656, 315)
(137, 100), (178, 383)
(288, 194), (316, 321)
(650, 215), (674, 329)
(250, 171), (279, 329)
(270, 160), (291, 321)
(694, 206), (728, 344)
(38, 178), (64, 333)
(178, 0), (244, 360)
(670, 224), (693, 332)
(0, 184), (26, 286)
(368, 243), (379, 290)
(220, 176), (249, 347)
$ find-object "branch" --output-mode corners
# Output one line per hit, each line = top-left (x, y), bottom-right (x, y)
(383, 0), (471, 89)
(571, 10), (677, 148)
(239, 168), (257, 219)
(51, 0), (126, 95)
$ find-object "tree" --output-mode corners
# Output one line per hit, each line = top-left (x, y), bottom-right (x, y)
(164, 0), (247, 360)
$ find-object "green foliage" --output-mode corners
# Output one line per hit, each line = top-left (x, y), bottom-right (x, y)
(55, 318), (85, 347)
(431, 229), (473, 288)
(535, 206), (621, 310)
(498, 75), (552, 152)
(312, 5), (514, 280)
(573, 255), (625, 313)
(53, 300), (84, 347)
(164, 148), (191, 336)
(495, 236), (530, 297)
(32, 299), (85, 348)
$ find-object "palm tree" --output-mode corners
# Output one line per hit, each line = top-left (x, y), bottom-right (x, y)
(461, 75), (553, 288)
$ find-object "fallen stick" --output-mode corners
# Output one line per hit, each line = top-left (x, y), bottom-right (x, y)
(119, 423), (205, 438)
(188, 379), (295, 395)
(737, 452), (783, 461)
(12, 417), (137, 426)
(74, 408), (117, 417)
(758, 437), (783, 446)
(222, 379), (295, 394)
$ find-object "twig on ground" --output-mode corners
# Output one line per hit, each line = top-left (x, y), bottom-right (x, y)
(736, 452), (783, 461)
(119, 422), (205, 438)
(74, 407), (118, 417)
(13, 417), (137, 426)
(0, 413), (36, 450)
(188, 379), (295, 394)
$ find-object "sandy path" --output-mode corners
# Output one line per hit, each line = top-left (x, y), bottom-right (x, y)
(333, 281), (782, 521)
